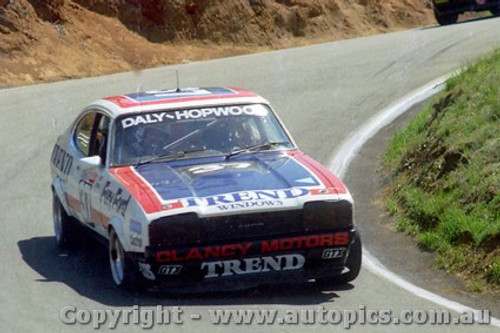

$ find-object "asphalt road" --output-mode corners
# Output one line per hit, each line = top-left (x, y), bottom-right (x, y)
(1, 17), (500, 332)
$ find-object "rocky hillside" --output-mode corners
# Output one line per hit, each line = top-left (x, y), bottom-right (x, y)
(0, 0), (433, 86)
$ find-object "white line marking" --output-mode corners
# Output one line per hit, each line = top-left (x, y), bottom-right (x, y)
(329, 73), (500, 327)
(364, 250), (500, 327)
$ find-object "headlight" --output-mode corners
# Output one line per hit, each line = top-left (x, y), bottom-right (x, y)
(303, 200), (353, 231)
(149, 213), (200, 248)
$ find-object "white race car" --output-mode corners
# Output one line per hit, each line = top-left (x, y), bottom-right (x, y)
(50, 87), (361, 291)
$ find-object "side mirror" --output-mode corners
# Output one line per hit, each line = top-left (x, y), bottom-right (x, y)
(80, 155), (102, 168)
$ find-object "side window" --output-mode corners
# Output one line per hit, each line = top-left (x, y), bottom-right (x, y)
(75, 112), (96, 156)
(92, 115), (110, 162)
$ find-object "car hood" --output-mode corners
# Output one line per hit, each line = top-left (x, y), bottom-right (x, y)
(113, 151), (347, 216)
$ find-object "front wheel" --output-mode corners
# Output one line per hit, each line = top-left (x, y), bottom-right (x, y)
(109, 229), (142, 290)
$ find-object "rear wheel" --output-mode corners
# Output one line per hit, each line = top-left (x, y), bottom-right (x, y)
(109, 229), (143, 290)
(52, 192), (77, 248)
(434, 9), (458, 25)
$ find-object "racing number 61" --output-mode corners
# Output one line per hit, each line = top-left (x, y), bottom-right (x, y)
(78, 180), (93, 223)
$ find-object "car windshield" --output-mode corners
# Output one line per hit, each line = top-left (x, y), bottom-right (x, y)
(110, 104), (294, 166)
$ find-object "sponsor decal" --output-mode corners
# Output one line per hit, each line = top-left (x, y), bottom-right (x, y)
(78, 180), (93, 222)
(130, 234), (142, 247)
(185, 162), (252, 175)
(210, 199), (284, 211)
(121, 112), (175, 129)
(157, 243), (253, 263)
(184, 188), (309, 211)
(130, 220), (142, 235)
(322, 248), (346, 259)
(128, 216), (143, 246)
(152, 187), (338, 213)
(201, 254), (305, 278)
(100, 181), (131, 217)
(158, 265), (183, 276)
(51, 144), (73, 178)
(174, 105), (268, 120)
(120, 105), (268, 129)
(260, 233), (349, 253)
(155, 232), (350, 263)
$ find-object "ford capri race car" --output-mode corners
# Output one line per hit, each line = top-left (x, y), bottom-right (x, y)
(50, 87), (362, 291)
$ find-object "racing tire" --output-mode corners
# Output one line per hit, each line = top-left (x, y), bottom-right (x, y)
(108, 229), (144, 291)
(316, 232), (362, 286)
(52, 193), (77, 248)
(434, 9), (458, 25)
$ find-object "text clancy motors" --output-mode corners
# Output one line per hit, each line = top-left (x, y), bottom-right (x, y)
(155, 232), (350, 262)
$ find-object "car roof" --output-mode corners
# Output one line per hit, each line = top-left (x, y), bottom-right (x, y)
(91, 87), (270, 117)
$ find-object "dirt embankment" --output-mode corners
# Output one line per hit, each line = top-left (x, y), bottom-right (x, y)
(0, 0), (434, 87)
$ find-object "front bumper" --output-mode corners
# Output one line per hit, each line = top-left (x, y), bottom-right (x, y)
(139, 229), (359, 291)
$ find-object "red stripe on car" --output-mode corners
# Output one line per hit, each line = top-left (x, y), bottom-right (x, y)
(65, 193), (82, 213)
(287, 150), (347, 194)
(109, 166), (164, 214)
(105, 88), (257, 109)
(92, 209), (110, 227)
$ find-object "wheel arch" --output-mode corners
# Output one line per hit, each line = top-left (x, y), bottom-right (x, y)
(107, 216), (128, 251)
(51, 178), (70, 215)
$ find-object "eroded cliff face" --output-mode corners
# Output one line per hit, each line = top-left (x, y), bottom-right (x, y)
(71, 0), (433, 43)
(0, 0), (433, 86)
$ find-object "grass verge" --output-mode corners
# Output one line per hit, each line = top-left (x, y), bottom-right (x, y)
(381, 49), (500, 293)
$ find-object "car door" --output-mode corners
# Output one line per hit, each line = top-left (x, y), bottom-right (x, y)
(87, 114), (112, 237)
(67, 110), (110, 235)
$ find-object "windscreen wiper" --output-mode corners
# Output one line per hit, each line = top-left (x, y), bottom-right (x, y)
(226, 141), (291, 159)
(136, 148), (208, 166)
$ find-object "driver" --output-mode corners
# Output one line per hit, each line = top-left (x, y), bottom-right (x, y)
(205, 117), (255, 152)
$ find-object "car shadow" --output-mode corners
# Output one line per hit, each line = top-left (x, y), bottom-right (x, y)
(18, 234), (354, 307)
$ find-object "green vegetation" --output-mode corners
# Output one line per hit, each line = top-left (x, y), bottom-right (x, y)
(382, 50), (500, 292)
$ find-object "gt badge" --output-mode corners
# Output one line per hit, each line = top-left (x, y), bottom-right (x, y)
(158, 265), (182, 275)
(322, 248), (346, 259)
